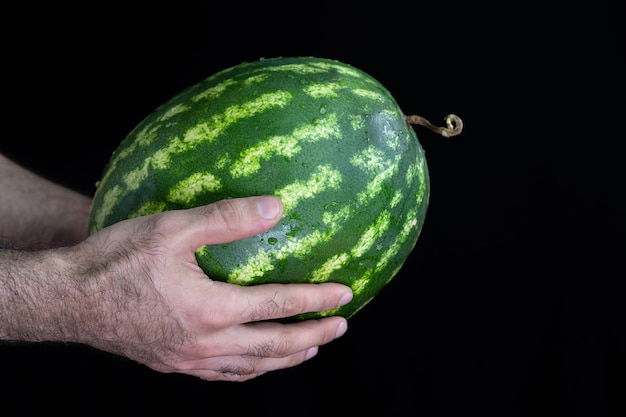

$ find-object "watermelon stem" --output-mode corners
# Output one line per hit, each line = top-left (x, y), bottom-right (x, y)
(405, 114), (463, 138)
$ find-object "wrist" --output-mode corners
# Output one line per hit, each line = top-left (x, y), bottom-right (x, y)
(0, 246), (93, 343)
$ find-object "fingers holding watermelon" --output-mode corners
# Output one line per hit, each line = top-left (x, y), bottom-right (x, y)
(173, 315), (349, 382)
(189, 196), (285, 246)
(71, 195), (352, 381)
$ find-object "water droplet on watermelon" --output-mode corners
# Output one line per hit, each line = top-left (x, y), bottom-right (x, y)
(268, 237), (278, 245)
(319, 105), (327, 114)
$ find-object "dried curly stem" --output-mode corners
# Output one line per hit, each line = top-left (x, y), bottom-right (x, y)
(405, 114), (463, 138)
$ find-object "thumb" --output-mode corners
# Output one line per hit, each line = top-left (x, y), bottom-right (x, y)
(184, 196), (283, 248)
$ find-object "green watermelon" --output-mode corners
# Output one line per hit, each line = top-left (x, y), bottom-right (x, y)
(87, 56), (462, 320)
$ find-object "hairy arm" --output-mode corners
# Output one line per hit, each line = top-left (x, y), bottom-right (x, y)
(0, 154), (91, 249)
(0, 187), (352, 381)
(0, 247), (89, 342)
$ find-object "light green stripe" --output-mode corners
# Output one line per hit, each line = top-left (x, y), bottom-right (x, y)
(351, 148), (402, 207)
(230, 113), (342, 178)
(225, 250), (275, 284)
(348, 113), (366, 131)
(243, 73), (270, 85)
(160, 102), (191, 120)
(322, 204), (352, 226)
(167, 172), (222, 204)
(93, 91), (292, 228)
(183, 90), (292, 146)
(93, 123), (161, 218)
(225, 142), (405, 285)
(225, 164), (343, 284)
(134, 201), (168, 218)
(310, 253), (350, 283)
(352, 88), (386, 103)
(351, 210), (391, 258)
(275, 165), (342, 212)
(191, 78), (237, 102)
(261, 62), (334, 76)
(226, 229), (327, 284)
(350, 145), (389, 173)
(376, 208), (419, 282)
(304, 82), (343, 98)
(309, 61), (363, 79)
(351, 269), (373, 296)
(390, 189), (403, 208)
(91, 185), (123, 231)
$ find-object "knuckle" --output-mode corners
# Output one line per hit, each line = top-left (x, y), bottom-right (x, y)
(242, 289), (302, 322)
(243, 294), (281, 321)
(207, 199), (243, 232)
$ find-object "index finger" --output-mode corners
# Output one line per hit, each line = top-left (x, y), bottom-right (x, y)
(157, 196), (283, 252)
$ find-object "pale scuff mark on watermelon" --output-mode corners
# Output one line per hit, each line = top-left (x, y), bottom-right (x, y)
(310, 253), (350, 283)
(167, 172), (222, 204)
(230, 113), (341, 178)
(275, 165), (342, 212)
(381, 110), (404, 151)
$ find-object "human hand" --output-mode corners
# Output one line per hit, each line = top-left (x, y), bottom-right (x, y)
(70, 196), (352, 381)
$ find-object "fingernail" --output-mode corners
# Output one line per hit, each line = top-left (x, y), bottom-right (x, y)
(305, 346), (318, 360)
(337, 291), (353, 307)
(335, 320), (348, 338)
(256, 196), (281, 219)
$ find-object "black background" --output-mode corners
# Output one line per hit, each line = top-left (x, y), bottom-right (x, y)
(1, 3), (622, 416)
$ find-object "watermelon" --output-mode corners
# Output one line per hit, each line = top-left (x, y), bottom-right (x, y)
(87, 56), (462, 320)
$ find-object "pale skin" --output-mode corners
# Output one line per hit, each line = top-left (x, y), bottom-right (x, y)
(0, 153), (352, 381)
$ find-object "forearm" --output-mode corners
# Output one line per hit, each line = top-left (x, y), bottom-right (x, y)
(0, 240), (183, 365)
(0, 154), (92, 249)
(0, 247), (86, 342)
